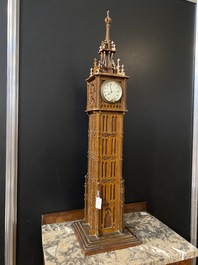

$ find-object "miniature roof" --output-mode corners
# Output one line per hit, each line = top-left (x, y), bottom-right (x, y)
(89, 11), (125, 77)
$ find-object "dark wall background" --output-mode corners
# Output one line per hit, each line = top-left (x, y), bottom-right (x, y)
(18, 0), (195, 264)
(0, 0), (6, 264)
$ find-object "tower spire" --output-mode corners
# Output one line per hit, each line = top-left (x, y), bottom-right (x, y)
(105, 11), (112, 42)
(89, 11), (125, 76)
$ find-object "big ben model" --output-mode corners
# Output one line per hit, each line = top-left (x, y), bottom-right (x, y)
(72, 11), (141, 255)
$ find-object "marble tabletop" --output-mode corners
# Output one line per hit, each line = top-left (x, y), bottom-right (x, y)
(42, 212), (198, 265)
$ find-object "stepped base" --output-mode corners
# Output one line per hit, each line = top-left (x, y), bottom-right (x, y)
(72, 220), (141, 256)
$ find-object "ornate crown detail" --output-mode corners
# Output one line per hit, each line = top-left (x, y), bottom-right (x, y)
(89, 11), (125, 77)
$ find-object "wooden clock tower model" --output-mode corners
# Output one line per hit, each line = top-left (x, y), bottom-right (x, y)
(73, 11), (140, 255)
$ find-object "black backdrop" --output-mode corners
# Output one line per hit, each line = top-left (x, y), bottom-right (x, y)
(3, 0), (193, 264)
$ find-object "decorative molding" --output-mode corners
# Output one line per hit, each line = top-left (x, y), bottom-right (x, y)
(5, 0), (20, 264)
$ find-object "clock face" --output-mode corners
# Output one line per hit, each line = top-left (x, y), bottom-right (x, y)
(101, 80), (122, 103)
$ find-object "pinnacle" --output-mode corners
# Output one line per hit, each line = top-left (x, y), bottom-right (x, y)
(89, 12), (125, 76)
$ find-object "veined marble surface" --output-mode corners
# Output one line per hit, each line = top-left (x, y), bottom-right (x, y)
(42, 212), (198, 265)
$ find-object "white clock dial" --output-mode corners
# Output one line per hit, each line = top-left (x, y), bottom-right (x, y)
(101, 80), (122, 103)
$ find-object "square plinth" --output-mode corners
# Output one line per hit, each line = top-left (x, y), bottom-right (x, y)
(72, 220), (141, 256)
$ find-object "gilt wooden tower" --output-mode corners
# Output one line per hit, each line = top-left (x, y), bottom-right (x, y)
(84, 11), (127, 236)
(73, 11), (140, 255)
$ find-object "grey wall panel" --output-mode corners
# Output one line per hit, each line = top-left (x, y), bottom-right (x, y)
(0, 0), (7, 264)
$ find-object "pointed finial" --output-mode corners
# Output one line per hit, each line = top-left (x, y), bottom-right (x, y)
(96, 61), (101, 73)
(121, 64), (125, 75)
(116, 58), (120, 73)
(105, 11), (112, 42)
(111, 41), (116, 51)
(90, 68), (93, 76)
(106, 11), (111, 22)
(93, 58), (98, 73)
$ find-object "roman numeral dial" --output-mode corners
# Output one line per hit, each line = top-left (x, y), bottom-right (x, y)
(101, 80), (122, 103)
